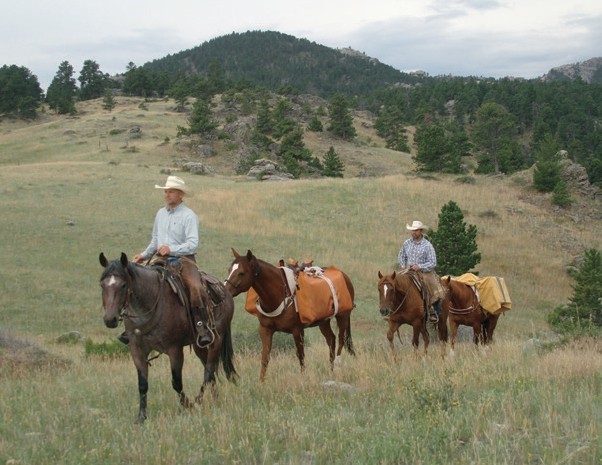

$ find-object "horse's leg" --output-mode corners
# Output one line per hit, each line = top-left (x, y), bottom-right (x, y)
(192, 343), (219, 403)
(410, 324), (422, 356)
(484, 314), (500, 345)
(472, 320), (483, 346)
(258, 325), (274, 382)
(334, 313), (350, 358)
(130, 350), (150, 424)
(449, 318), (459, 352)
(437, 315), (448, 358)
(167, 346), (192, 409)
(291, 327), (306, 373)
(318, 320), (336, 370)
(420, 321), (430, 355)
(386, 322), (400, 363)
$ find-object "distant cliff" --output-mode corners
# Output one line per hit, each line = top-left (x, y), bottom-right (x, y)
(542, 57), (602, 83)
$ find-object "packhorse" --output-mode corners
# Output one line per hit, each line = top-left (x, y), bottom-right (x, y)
(441, 276), (500, 350)
(224, 249), (355, 382)
(377, 270), (448, 362)
(99, 252), (237, 423)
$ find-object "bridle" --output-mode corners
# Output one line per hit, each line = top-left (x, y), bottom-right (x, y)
(380, 278), (409, 317)
(224, 258), (261, 290)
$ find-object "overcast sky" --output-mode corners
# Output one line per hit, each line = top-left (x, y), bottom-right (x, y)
(2, 0), (601, 90)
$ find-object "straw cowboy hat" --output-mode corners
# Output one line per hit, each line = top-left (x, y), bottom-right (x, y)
(406, 220), (426, 231)
(286, 258), (299, 267)
(155, 175), (189, 194)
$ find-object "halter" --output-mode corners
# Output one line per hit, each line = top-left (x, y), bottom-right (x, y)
(108, 265), (165, 335)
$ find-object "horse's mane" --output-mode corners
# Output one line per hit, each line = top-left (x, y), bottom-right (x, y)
(100, 259), (138, 281)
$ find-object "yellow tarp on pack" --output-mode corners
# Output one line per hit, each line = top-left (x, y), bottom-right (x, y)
(451, 273), (512, 314)
(244, 266), (354, 324)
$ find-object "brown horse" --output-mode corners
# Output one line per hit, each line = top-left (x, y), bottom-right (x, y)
(441, 276), (500, 350)
(99, 252), (237, 423)
(224, 249), (355, 382)
(377, 270), (448, 361)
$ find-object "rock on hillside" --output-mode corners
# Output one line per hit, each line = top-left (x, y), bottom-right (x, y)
(542, 57), (602, 83)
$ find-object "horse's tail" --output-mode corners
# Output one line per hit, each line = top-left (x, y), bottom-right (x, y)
(220, 326), (238, 383)
(344, 322), (356, 356)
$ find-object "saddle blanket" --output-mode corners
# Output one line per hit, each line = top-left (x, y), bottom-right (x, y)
(244, 266), (354, 324)
(451, 273), (512, 314)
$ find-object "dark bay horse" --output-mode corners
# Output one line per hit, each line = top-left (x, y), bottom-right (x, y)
(377, 270), (448, 361)
(99, 252), (237, 423)
(224, 249), (355, 382)
(441, 276), (500, 350)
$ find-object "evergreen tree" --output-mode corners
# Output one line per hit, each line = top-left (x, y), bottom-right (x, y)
(414, 124), (448, 172)
(472, 102), (516, 174)
(102, 90), (116, 111)
(78, 59), (107, 100)
(0, 64), (43, 119)
(122, 63), (153, 97)
(430, 200), (481, 276)
(533, 134), (562, 192)
(548, 248), (602, 332)
(256, 96), (273, 134)
(322, 146), (344, 177)
(177, 98), (218, 137)
(552, 180), (572, 207)
(46, 61), (77, 114)
(327, 93), (356, 140)
(307, 114), (323, 132)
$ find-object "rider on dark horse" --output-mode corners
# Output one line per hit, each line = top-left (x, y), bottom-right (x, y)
(398, 220), (446, 322)
(120, 175), (213, 347)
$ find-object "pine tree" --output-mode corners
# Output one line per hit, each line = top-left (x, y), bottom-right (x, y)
(78, 59), (107, 101)
(177, 98), (218, 137)
(102, 90), (116, 112)
(307, 114), (323, 132)
(0, 64), (43, 119)
(533, 134), (562, 192)
(548, 248), (602, 332)
(430, 200), (481, 276)
(46, 61), (77, 115)
(327, 93), (356, 140)
(552, 180), (572, 207)
(322, 146), (344, 177)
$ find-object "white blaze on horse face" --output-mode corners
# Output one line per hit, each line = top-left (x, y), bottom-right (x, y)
(107, 275), (117, 287)
(383, 284), (391, 300)
(226, 263), (240, 283)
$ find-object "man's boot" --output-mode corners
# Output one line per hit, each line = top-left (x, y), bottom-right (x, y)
(429, 300), (442, 323)
(194, 305), (214, 347)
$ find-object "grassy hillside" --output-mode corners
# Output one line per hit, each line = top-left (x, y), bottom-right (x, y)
(1, 97), (600, 464)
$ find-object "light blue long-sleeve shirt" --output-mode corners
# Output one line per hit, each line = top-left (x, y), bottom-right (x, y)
(398, 237), (437, 272)
(141, 202), (199, 259)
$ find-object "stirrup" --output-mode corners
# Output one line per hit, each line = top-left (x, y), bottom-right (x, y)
(428, 313), (439, 323)
(196, 322), (215, 348)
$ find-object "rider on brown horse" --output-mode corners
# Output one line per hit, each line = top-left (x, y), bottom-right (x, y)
(398, 220), (446, 322)
(124, 175), (213, 347)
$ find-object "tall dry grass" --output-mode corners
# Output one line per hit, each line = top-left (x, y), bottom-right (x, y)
(1, 97), (600, 464)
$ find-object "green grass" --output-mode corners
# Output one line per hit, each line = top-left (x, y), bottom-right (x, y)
(0, 97), (600, 464)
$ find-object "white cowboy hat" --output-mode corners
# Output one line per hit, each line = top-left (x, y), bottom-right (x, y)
(155, 175), (189, 194)
(406, 220), (426, 231)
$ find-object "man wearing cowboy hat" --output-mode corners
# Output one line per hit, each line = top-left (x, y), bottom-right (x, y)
(127, 175), (213, 347)
(398, 220), (445, 322)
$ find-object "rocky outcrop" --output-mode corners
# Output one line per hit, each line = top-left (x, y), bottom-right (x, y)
(542, 57), (602, 83)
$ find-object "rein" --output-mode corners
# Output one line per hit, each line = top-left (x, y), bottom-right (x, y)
(121, 268), (166, 336)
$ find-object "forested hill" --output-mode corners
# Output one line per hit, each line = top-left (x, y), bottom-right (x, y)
(143, 30), (424, 98)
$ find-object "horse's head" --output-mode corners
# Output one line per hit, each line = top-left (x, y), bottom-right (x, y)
(377, 271), (397, 317)
(224, 248), (258, 296)
(99, 252), (131, 328)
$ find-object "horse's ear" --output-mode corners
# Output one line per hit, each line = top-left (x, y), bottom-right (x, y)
(392, 271), (396, 279)
(378, 271), (383, 278)
(445, 276), (451, 284)
(246, 250), (254, 260)
(120, 252), (128, 268)
(99, 252), (108, 267)
(279, 259), (285, 267)
(231, 248), (240, 258)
